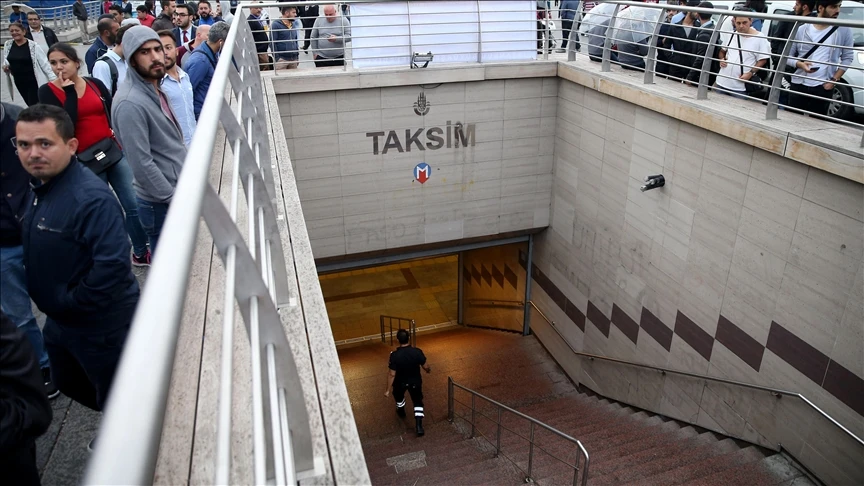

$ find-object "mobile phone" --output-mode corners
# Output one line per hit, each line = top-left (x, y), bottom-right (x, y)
(810, 66), (820, 72)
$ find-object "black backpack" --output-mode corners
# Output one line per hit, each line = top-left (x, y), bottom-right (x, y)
(96, 54), (118, 96)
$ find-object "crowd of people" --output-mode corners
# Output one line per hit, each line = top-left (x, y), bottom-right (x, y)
(577, 0), (855, 118)
(1, 2), (358, 481)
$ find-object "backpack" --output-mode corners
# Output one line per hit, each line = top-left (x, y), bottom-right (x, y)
(96, 54), (118, 96)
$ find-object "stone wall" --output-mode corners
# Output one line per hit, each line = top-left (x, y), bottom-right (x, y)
(529, 77), (864, 484)
(277, 79), (556, 259)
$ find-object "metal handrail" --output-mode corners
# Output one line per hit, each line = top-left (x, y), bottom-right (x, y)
(448, 377), (590, 486)
(467, 299), (525, 307)
(380, 314), (416, 347)
(84, 5), (319, 484)
(528, 301), (864, 448)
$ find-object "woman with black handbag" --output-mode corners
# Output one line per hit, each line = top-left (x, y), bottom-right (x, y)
(38, 43), (151, 267)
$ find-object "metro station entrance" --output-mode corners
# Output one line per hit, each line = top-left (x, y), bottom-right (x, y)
(317, 237), (533, 344)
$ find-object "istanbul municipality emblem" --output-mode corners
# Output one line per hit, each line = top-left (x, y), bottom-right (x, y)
(413, 92), (430, 116)
(414, 163), (431, 184)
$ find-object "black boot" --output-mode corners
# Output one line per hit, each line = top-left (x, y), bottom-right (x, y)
(415, 417), (425, 437)
(396, 406), (406, 418)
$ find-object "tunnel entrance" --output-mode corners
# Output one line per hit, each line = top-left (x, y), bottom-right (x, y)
(317, 238), (533, 345)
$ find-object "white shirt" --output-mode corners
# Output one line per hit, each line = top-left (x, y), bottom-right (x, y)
(29, 28), (48, 50)
(161, 68), (196, 147)
(716, 30), (771, 93)
(91, 49), (127, 95)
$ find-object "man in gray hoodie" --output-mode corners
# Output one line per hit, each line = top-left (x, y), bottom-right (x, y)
(112, 26), (187, 256)
(310, 4), (351, 67)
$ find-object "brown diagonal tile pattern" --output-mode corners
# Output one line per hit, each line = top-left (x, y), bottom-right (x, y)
(611, 304), (639, 345)
(640, 307), (673, 351)
(527, 265), (863, 419)
(587, 301), (611, 337)
(674, 311), (714, 362)
(715, 315), (765, 372)
(822, 360), (864, 416)
(766, 321), (830, 386)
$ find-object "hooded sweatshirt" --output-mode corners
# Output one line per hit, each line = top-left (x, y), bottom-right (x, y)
(111, 26), (187, 203)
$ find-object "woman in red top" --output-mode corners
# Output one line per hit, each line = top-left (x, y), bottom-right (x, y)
(38, 43), (150, 266)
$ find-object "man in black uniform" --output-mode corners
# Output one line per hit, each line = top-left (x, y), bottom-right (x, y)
(384, 329), (431, 436)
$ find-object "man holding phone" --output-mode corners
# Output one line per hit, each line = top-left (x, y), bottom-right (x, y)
(786, 0), (854, 117)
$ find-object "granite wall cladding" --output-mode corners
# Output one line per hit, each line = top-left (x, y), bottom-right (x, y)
(529, 78), (864, 484)
(278, 79), (556, 259)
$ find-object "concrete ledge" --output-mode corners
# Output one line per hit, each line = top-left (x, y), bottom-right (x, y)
(270, 60), (558, 94)
(556, 59), (863, 184)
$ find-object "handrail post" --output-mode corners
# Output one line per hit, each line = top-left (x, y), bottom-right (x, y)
(643, 7), (667, 84)
(527, 422), (535, 481)
(766, 21), (801, 120)
(567, 3), (585, 61)
(601, 4), (622, 72)
(470, 394), (476, 438)
(495, 407), (503, 457)
(572, 451), (580, 486)
(696, 15), (726, 100)
(448, 377), (454, 422)
(543, 9), (550, 60)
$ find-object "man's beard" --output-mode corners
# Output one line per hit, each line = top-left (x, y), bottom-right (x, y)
(136, 61), (165, 80)
(164, 57), (176, 71)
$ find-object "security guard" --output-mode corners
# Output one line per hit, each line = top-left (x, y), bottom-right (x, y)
(384, 329), (431, 436)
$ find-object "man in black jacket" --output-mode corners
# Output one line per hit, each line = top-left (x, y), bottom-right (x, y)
(248, 2), (270, 70)
(0, 103), (57, 400)
(15, 105), (139, 414)
(152, 0), (178, 31)
(298, 4), (319, 52)
(686, 2), (720, 87)
(73, 0), (92, 44)
(0, 311), (53, 485)
(24, 13), (59, 49)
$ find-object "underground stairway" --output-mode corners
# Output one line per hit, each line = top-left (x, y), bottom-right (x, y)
(339, 327), (817, 485)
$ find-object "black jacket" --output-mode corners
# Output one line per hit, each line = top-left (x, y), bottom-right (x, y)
(24, 26), (59, 48)
(248, 15), (269, 54)
(297, 5), (319, 27)
(173, 25), (197, 47)
(73, 1), (88, 21)
(152, 13), (175, 32)
(22, 160), (139, 325)
(0, 311), (53, 456)
(686, 20), (720, 85)
(0, 103), (28, 247)
(662, 19), (702, 81)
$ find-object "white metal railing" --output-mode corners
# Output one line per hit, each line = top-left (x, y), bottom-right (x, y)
(574, 1), (863, 145)
(449, 377), (590, 486)
(2, 1), (103, 32)
(84, 7), (318, 485)
(253, 0), (862, 143)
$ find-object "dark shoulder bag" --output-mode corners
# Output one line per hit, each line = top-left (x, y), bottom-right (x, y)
(76, 78), (123, 175)
(736, 34), (769, 99)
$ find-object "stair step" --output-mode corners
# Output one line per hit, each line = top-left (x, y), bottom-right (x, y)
(630, 445), (767, 485)
(414, 455), (511, 485)
(589, 437), (739, 486)
(584, 427), (710, 480)
(687, 453), (815, 486)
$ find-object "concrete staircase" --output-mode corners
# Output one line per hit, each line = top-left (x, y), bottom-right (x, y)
(364, 386), (816, 485)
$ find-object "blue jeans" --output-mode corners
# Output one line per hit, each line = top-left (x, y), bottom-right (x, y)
(98, 158), (149, 257)
(0, 245), (49, 368)
(136, 198), (169, 256)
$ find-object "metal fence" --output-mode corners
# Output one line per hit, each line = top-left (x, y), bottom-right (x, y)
(5, 0), (104, 32)
(84, 8), (318, 485)
(245, 0), (861, 141)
